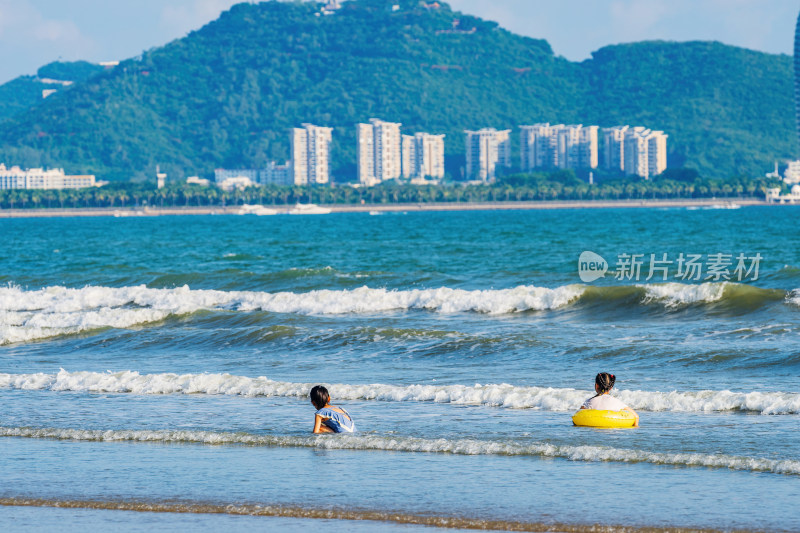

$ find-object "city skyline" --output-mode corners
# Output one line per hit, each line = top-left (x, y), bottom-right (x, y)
(4, 116), (669, 190)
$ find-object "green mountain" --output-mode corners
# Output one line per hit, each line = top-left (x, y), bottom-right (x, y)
(0, 0), (794, 181)
(0, 61), (105, 121)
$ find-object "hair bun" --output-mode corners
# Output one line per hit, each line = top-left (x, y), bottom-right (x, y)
(594, 372), (616, 395)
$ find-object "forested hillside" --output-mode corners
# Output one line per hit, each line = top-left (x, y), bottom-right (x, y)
(0, 61), (105, 121)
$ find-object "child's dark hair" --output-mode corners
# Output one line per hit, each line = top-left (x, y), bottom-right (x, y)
(594, 372), (616, 396)
(310, 385), (330, 410)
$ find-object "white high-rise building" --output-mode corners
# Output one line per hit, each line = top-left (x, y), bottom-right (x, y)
(575, 125), (599, 169)
(604, 125), (668, 178)
(402, 135), (415, 179)
(402, 133), (445, 180)
(520, 124), (557, 169)
(291, 123), (333, 185)
(0, 164), (97, 190)
(602, 126), (629, 172)
(646, 131), (668, 179)
(357, 123), (375, 185)
(358, 118), (402, 186)
(623, 128), (668, 180)
(624, 127), (650, 179)
(464, 128), (511, 182)
(520, 124), (598, 172)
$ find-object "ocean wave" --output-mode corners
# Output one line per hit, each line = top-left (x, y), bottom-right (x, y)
(0, 308), (173, 345)
(0, 284), (582, 344)
(788, 289), (800, 307)
(2, 426), (798, 476)
(641, 282), (726, 306)
(2, 370), (799, 415)
(647, 282), (787, 309)
(0, 283), (795, 344)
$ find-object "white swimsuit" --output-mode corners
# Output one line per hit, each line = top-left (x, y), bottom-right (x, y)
(582, 394), (628, 411)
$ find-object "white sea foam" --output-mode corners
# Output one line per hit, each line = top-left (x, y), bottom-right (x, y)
(2, 425), (797, 476)
(2, 370), (799, 415)
(0, 308), (172, 345)
(640, 282), (727, 307)
(1, 283), (794, 344)
(788, 289), (800, 307)
(0, 284), (584, 344)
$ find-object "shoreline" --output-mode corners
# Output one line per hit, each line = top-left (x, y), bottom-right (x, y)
(0, 198), (778, 218)
(0, 497), (739, 533)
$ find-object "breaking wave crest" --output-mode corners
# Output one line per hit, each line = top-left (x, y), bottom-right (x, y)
(2, 370), (799, 414)
(0, 282), (795, 344)
(2, 426), (798, 476)
(0, 284), (581, 344)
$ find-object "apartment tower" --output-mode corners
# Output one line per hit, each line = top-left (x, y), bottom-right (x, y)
(464, 128), (511, 182)
(291, 123), (333, 185)
(520, 124), (598, 171)
(402, 133), (445, 179)
(623, 128), (668, 180)
(358, 118), (402, 186)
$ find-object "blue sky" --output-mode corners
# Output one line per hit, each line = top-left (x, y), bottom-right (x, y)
(0, 0), (796, 84)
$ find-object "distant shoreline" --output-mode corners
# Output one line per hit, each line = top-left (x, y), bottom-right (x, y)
(0, 198), (779, 218)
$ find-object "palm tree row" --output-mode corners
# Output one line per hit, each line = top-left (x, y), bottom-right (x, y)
(0, 175), (780, 210)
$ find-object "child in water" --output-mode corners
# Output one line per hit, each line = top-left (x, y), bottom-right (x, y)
(310, 385), (356, 433)
(580, 372), (639, 426)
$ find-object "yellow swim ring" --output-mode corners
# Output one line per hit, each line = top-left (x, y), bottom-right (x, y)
(572, 409), (636, 428)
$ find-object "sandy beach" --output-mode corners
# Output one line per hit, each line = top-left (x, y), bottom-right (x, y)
(0, 197), (773, 218)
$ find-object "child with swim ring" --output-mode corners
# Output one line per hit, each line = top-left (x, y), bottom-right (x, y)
(580, 372), (639, 426)
(310, 385), (356, 434)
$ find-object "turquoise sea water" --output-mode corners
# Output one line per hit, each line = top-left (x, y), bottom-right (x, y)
(1, 207), (799, 531)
